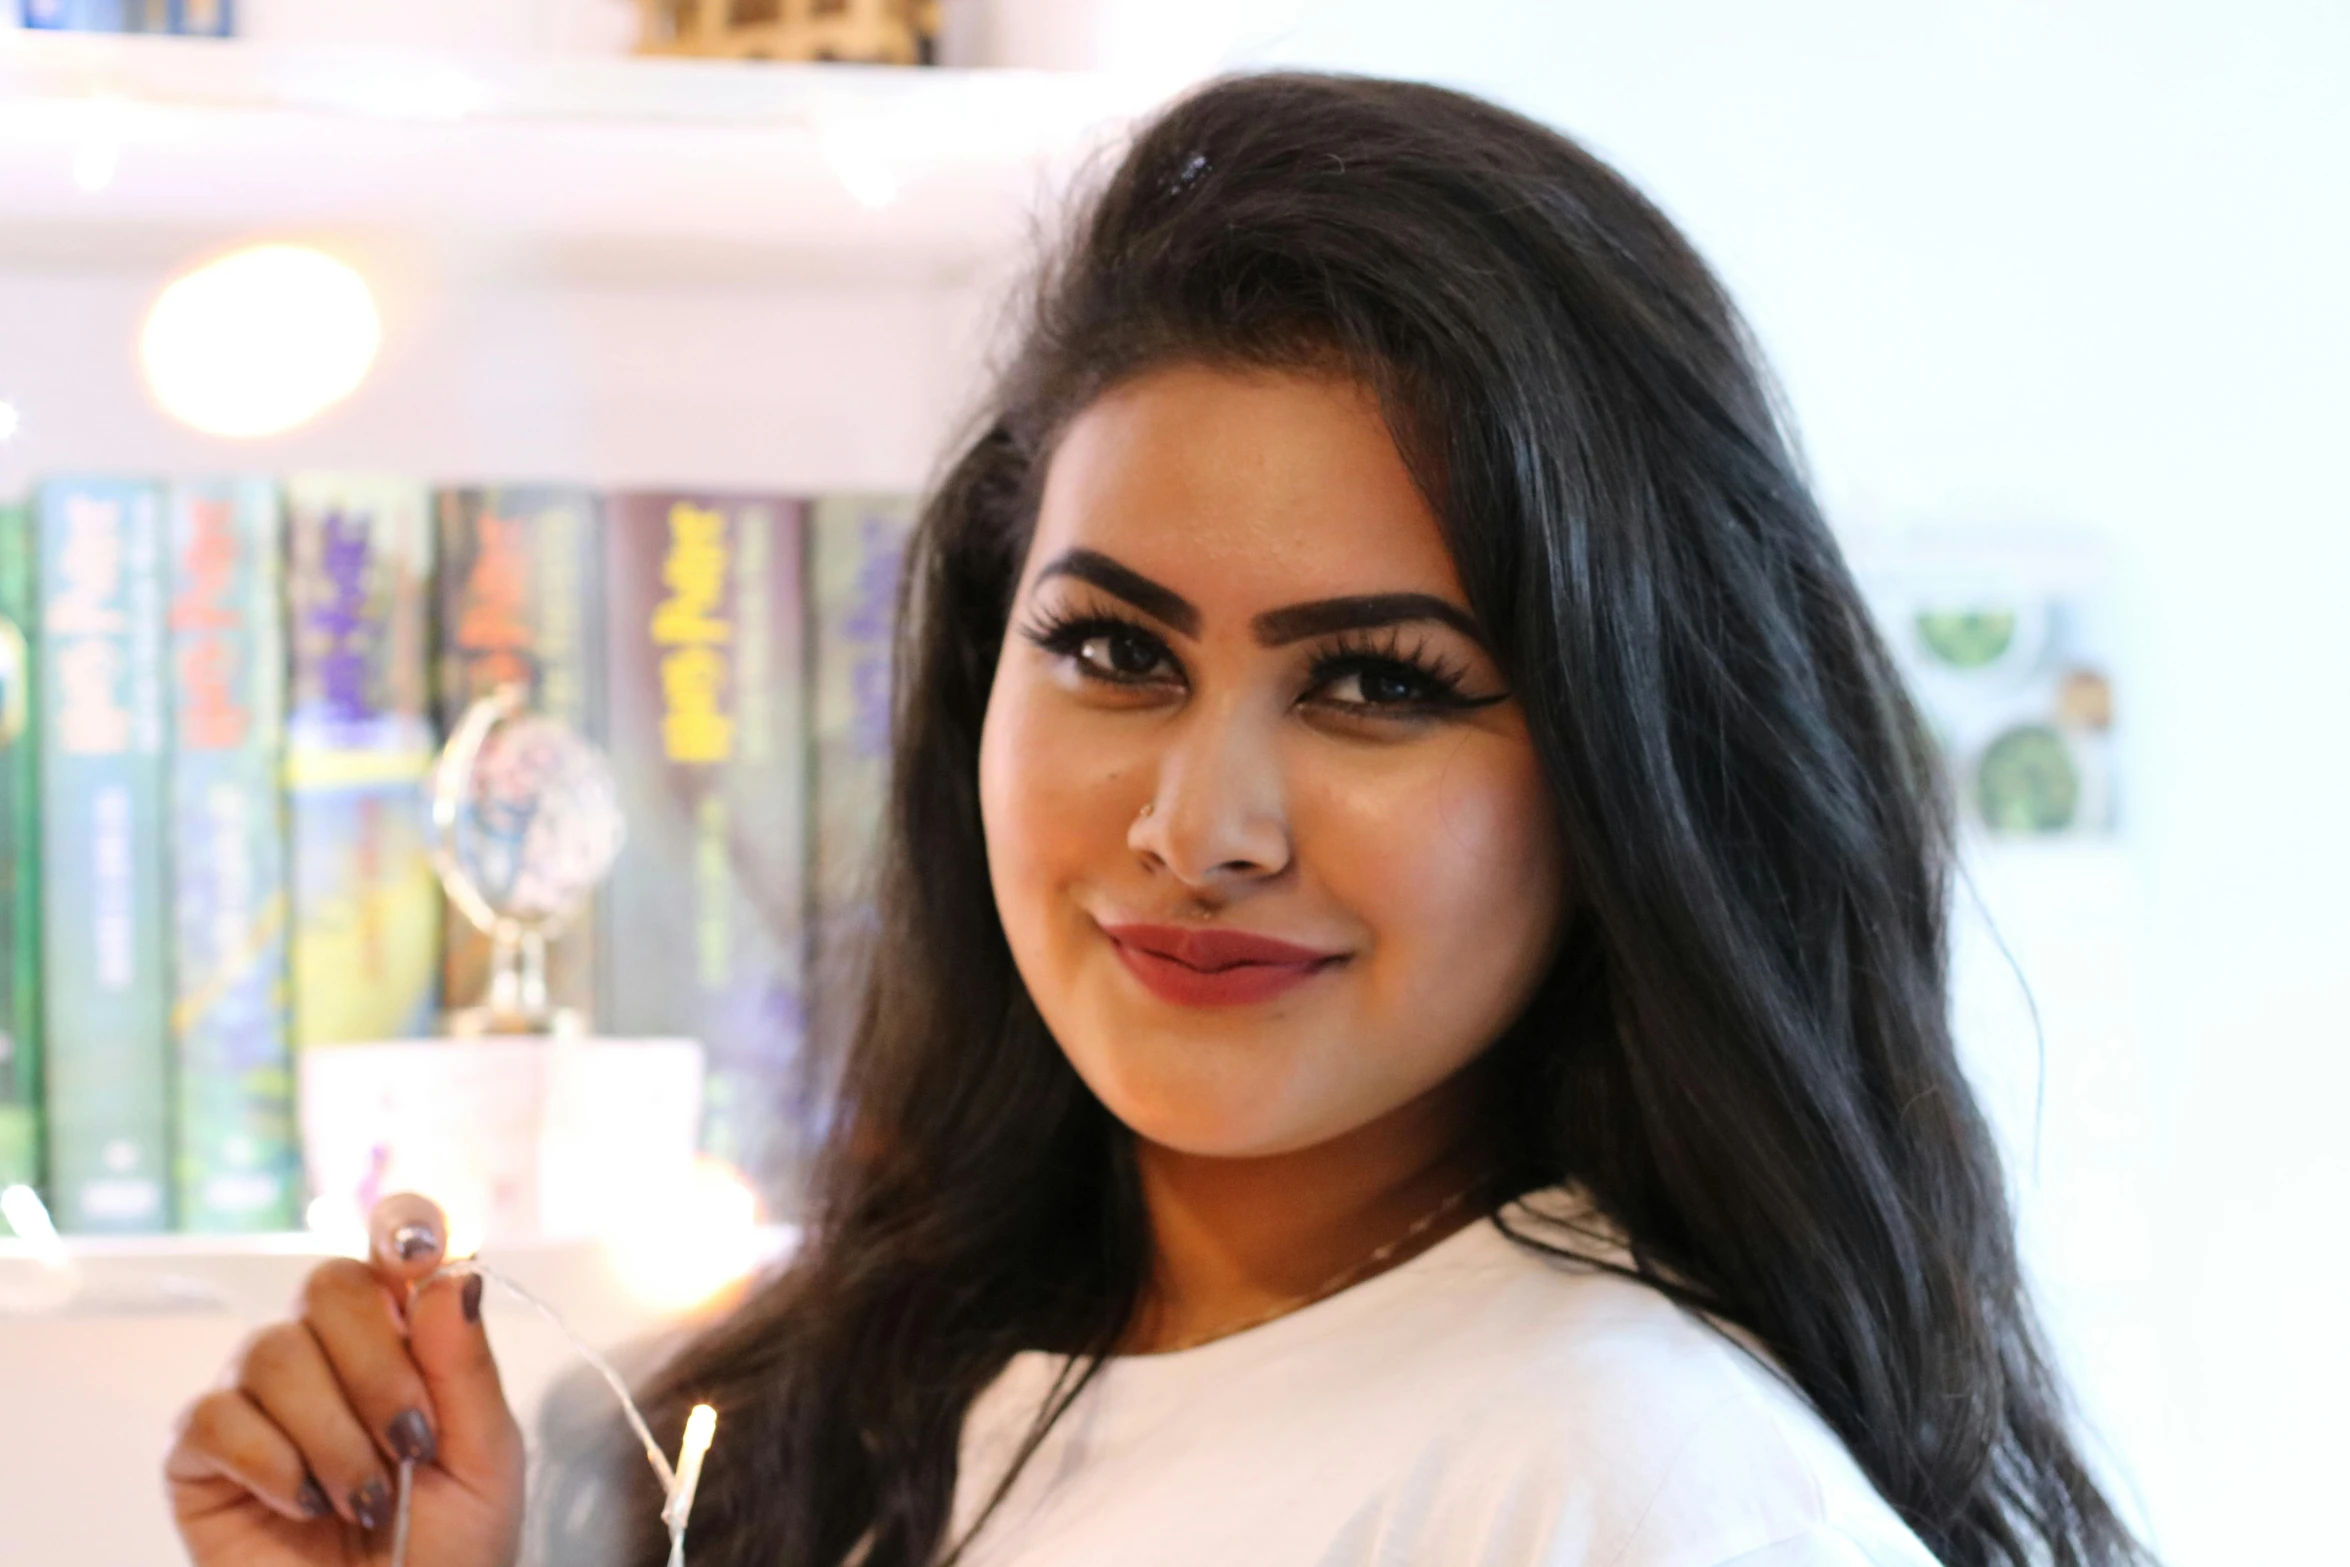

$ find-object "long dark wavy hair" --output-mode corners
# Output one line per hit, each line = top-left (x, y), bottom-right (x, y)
(544, 71), (2149, 1567)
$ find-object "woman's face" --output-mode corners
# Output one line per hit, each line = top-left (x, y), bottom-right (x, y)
(979, 363), (1568, 1160)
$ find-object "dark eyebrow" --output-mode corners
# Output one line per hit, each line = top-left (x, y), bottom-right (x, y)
(1031, 546), (1487, 650)
(1033, 548), (1201, 638)
(1252, 593), (1486, 649)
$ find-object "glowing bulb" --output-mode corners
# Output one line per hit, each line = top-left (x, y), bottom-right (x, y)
(140, 245), (381, 439)
(663, 1404), (718, 1534)
(0, 402), (19, 441)
(603, 1158), (763, 1312)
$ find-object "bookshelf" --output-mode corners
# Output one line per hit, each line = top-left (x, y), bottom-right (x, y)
(0, 30), (1149, 263)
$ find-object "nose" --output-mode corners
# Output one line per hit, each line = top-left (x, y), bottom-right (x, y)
(1127, 692), (1292, 892)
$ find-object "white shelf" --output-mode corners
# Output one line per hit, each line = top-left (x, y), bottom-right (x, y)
(0, 31), (1161, 280)
(0, 34), (1153, 490)
(0, 1224), (798, 1321)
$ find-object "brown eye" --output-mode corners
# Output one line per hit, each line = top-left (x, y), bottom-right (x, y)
(1080, 627), (1167, 680)
(1335, 666), (1423, 707)
(1302, 638), (1507, 720)
(1313, 660), (1443, 712)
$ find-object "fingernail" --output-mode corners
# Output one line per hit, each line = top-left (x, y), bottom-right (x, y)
(388, 1407), (437, 1466)
(390, 1223), (440, 1262)
(461, 1271), (484, 1325)
(296, 1477), (332, 1519)
(350, 1478), (391, 1532)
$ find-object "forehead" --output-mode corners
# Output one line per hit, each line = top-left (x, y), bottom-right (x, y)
(1027, 363), (1466, 612)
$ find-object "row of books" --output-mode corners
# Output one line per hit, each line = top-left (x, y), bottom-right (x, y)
(15, 0), (233, 33)
(0, 480), (916, 1234)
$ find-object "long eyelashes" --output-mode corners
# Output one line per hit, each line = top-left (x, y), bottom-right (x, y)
(1304, 626), (1503, 713)
(1016, 607), (1177, 683)
(1013, 604), (1506, 716)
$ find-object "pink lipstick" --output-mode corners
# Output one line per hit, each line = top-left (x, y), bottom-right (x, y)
(1099, 922), (1346, 1008)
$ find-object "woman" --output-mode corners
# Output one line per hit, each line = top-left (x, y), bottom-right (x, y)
(166, 73), (2151, 1567)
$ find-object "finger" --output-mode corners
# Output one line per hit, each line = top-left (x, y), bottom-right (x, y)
(302, 1257), (440, 1476)
(369, 1191), (450, 1287)
(166, 1387), (337, 1525)
(408, 1267), (525, 1491)
(233, 1320), (396, 1531)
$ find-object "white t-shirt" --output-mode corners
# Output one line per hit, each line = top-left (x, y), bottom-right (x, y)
(945, 1191), (1941, 1567)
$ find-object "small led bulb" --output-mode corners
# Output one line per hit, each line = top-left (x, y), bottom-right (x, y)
(664, 1403), (718, 1534)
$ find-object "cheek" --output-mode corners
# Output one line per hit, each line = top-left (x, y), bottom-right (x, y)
(979, 667), (1131, 950)
(1316, 736), (1564, 1015)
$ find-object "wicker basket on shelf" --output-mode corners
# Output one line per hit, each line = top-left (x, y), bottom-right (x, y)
(637, 0), (941, 64)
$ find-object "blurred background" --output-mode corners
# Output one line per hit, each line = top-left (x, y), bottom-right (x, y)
(0, 2), (2341, 1562)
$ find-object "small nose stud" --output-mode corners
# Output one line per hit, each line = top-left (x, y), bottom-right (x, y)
(1136, 801), (1155, 818)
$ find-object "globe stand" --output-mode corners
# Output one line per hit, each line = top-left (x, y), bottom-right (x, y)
(430, 682), (624, 1039)
(447, 923), (583, 1038)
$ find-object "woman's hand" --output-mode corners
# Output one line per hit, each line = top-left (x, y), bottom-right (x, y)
(166, 1193), (527, 1567)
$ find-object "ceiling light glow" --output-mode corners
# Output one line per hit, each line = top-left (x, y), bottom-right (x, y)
(0, 403), (19, 442)
(141, 244), (382, 439)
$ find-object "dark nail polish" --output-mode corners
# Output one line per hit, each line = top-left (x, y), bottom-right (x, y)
(391, 1223), (440, 1262)
(350, 1478), (391, 1532)
(296, 1477), (332, 1519)
(388, 1407), (437, 1466)
(461, 1271), (484, 1325)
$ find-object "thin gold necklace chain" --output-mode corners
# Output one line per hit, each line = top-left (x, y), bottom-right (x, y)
(1153, 1180), (1487, 1354)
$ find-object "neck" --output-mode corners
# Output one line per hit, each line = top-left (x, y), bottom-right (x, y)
(1125, 1071), (1489, 1354)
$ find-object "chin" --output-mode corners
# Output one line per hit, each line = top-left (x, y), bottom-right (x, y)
(1070, 1031), (1349, 1160)
(1033, 954), (1377, 1158)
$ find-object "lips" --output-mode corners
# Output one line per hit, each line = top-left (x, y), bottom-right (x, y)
(1099, 921), (1346, 1008)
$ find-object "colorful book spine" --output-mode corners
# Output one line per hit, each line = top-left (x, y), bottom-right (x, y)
(36, 479), (171, 1232)
(16, 0), (233, 30)
(432, 487), (605, 1022)
(169, 0), (233, 35)
(20, 1), (130, 31)
(284, 477), (440, 1048)
(603, 493), (809, 1206)
(169, 479), (296, 1231)
(806, 495), (916, 1095)
(0, 503), (41, 1190)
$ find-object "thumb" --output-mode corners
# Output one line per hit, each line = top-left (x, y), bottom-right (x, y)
(365, 1193), (521, 1488)
(407, 1264), (524, 1490)
(368, 1190), (452, 1287)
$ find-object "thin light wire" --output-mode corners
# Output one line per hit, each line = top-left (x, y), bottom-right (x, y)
(390, 1457), (416, 1566)
(444, 1259), (678, 1493)
(386, 1260), (691, 1567)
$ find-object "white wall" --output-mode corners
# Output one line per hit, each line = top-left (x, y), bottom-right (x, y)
(1228, 4), (2350, 1562)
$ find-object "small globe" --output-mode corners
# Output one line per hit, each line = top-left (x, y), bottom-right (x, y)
(449, 714), (626, 928)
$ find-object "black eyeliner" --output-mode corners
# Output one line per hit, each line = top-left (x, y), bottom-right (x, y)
(1304, 627), (1507, 713)
(1018, 602), (1505, 713)
(1015, 604), (1182, 686)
